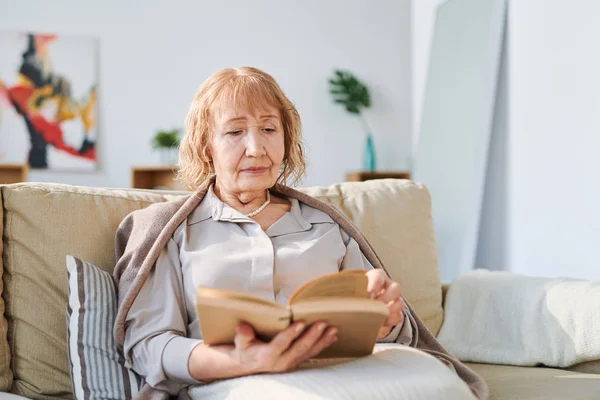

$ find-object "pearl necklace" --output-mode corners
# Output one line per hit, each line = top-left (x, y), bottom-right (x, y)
(244, 190), (271, 217)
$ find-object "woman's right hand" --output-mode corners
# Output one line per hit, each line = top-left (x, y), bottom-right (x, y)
(187, 321), (337, 381)
(232, 321), (338, 375)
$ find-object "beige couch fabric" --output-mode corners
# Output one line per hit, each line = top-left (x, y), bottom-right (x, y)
(1, 184), (186, 399)
(0, 194), (13, 391)
(568, 359), (600, 375)
(300, 180), (444, 335)
(1, 180), (443, 399)
(467, 363), (600, 400)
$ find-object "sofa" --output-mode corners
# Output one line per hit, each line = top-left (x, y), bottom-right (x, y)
(0, 179), (598, 400)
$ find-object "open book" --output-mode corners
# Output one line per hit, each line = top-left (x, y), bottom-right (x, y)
(195, 270), (389, 358)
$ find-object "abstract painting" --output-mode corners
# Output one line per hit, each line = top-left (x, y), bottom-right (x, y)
(0, 32), (97, 170)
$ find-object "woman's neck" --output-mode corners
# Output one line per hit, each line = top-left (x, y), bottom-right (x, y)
(214, 183), (269, 215)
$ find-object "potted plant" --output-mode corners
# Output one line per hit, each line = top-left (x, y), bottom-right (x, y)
(328, 69), (376, 171)
(151, 128), (181, 165)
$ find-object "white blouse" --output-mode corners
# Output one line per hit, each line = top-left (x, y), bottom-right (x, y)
(124, 185), (412, 395)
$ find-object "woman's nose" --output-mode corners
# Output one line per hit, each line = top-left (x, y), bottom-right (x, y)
(245, 129), (266, 157)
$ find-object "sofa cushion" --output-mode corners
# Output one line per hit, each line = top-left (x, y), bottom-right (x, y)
(1, 179), (442, 398)
(466, 363), (600, 400)
(300, 180), (443, 335)
(0, 194), (13, 391)
(569, 360), (600, 375)
(1, 183), (186, 399)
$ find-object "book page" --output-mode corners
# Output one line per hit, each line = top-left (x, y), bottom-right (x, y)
(196, 287), (291, 345)
(197, 286), (286, 308)
(288, 269), (369, 305)
(291, 298), (388, 358)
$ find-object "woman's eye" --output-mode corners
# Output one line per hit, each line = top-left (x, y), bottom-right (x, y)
(263, 127), (276, 133)
(227, 130), (243, 135)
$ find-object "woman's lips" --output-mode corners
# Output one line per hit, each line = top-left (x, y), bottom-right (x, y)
(242, 167), (269, 174)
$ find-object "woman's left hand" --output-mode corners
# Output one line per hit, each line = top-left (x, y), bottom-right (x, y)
(366, 269), (406, 339)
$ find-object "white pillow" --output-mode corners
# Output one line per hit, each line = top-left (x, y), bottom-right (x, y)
(438, 270), (600, 367)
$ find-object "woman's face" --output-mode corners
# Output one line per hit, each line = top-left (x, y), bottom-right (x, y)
(210, 104), (285, 194)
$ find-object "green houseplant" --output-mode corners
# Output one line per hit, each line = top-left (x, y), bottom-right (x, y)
(151, 129), (181, 165)
(328, 69), (376, 171)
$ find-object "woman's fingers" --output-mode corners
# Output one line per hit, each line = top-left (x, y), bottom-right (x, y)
(378, 325), (393, 339)
(384, 311), (405, 327)
(376, 281), (402, 304)
(268, 321), (306, 355)
(234, 323), (256, 350)
(233, 321), (337, 375)
(276, 321), (334, 371)
(304, 326), (338, 359)
(387, 297), (406, 314)
(381, 298), (406, 328)
(366, 269), (388, 298)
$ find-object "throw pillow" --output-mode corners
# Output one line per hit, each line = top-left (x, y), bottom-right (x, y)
(438, 270), (600, 367)
(66, 255), (140, 399)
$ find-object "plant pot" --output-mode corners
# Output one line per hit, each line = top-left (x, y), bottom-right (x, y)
(158, 147), (178, 165)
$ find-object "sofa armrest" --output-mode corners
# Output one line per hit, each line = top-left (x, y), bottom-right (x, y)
(569, 360), (600, 375)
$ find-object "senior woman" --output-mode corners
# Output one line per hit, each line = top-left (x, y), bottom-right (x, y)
(113, 67), (487, 399)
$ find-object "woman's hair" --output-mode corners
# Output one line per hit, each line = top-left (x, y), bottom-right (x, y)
(178, 66), (306, 189)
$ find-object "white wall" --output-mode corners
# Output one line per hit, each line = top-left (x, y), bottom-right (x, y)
(415, 0), (600, 281)
(500, 0), (600, 280)
(0, 0), (412, 188)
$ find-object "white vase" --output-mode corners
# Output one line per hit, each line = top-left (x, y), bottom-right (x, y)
(159, 148), (178, 165)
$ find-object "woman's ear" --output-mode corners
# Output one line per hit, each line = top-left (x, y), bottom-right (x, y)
(207, 150), (213, 170)
(205, 135), (212, 158)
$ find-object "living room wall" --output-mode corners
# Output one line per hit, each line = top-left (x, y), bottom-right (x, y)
(494, 0), (600, 281)
(415, 0), (600, 281)
(0, 0), (412, 188)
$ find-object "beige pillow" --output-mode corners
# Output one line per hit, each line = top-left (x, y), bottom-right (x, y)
(299, 179), (443, 335)
(2, 183), (186, 399)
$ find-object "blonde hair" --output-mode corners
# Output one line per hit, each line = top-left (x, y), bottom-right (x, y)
(178, 66), (306, 190)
